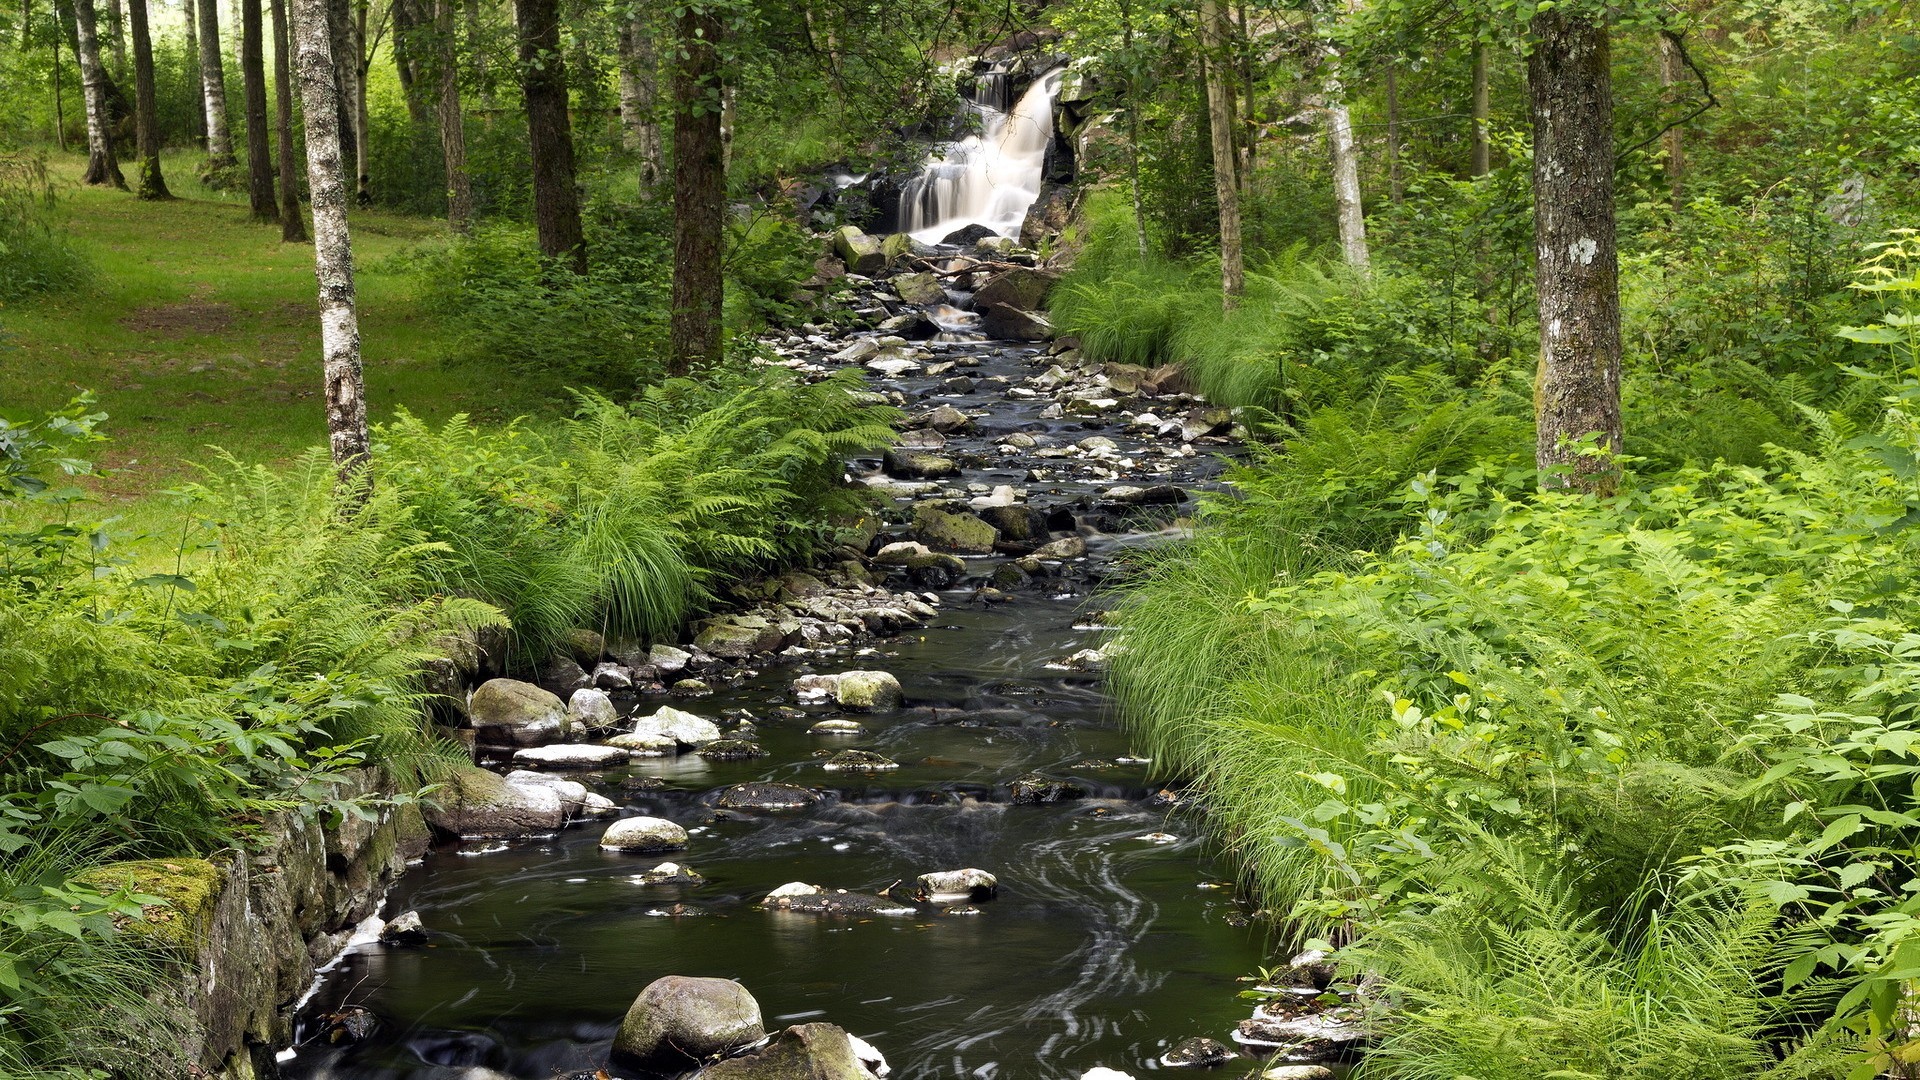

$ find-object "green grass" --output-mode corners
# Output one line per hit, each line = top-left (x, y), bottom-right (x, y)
(0, 147), (555, 514)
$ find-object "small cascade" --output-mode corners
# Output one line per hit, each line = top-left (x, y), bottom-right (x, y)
(900, 64), (1066, 245)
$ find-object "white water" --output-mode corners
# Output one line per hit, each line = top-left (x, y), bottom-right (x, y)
(901, 66), (1066, 244)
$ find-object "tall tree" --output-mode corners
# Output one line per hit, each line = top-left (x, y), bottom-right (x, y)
(1198, 0), (1243, 308)
(1320, 2), (1369, 273)
(1384, 58), (1402, 202)
(323, 0), (360, 202)
(515, 0), (584, 271)
(432, 0), (473, 230)
(615, 2), (662, 194)
(125, 0), (168, 197)
(288, 0), (367, 489)
(196, 0), (235, 171)
(667, 0), (723, 371)
(104, 0), (123, 74)
(1658, 29), (1683, 208)
(270, 0), (307, 240)
(73, 0), (127, 188)
(1527, 5), (1621, 488)
(1471, 42), (1491, 176)
(183, 0), (203, 146)
(241, 0), (276, 220)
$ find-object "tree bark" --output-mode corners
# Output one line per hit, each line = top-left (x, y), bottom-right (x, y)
(1122, 0), (1147, 262)
(323, 0), (359, 202)
(433, 0), (473, 230)
(196, 0), (235, 169)
(126, 0), (168, 197)
(74, 0), (127, 187)
(1471, 42), (1491, 177)
(1658, 30), (1683, 210)
(1385, 59), (1402, 203)
(183, 0), (203, 146)
(241, 0), (276, 219)
(615, 5), (662, 194)
(390, 0), (435, 128)
(1528, 6), (1621, 489)
(351, 0), (371, 203)
(1321, 4), (1369, 273)
(1198, 0), (1242, 308)
(52, 30), (68, 152)
(289, 0), (368, 490)
(104, 0), (123, 76)
(271, 0), (307, 240)
(464, 0), (489, 106)
(668, 0), (723, 373)
(516, 0), (585, 271)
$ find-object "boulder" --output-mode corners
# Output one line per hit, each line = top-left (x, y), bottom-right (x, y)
(424, 766), (570, 838)
(697, 738), (768, 761)
(883, 449), (960, 479)
(1143, 363), (1194, 397)
(940, 223), (1000, 246)
(379, 910), (427, 946)
(468, 679), (573, 747)
(539, 654), (592, 695)
(567, 688), (620, 732)
(629, 861), (705, 885)
(561, 627), (606, 668)
(696, 1022), (871, 1080)
(762, 883), (915, 916)
(1262, 1069), (1335, 1080)
(1104, 484), (1185, 506)
(1008, 774), (1088, 804)
(924, 404), (974, 433)
(611, 976), (766, 1073)
(832, 226), (886, 275)
(1233, 1006), (1369, 1058)
(810, 719), (866, 736)
(979, 305), (1053, 342)
(1081, 1071), (1140, 1080)
(632, 705), (723, 748)
(976, 503), (1047, 543)
(608, 730), (678, 756)
(835, 670), (905, 711)
(599, 816), (690, 853)
(591, 662), (634, 690)
(1102, 363), (1154, 395)
(715, 782), (824, 811)
(695, 614), (789, 659)
(892, 272), (946, 306)
(823, 749), (899, 771)
(914, 869), (998, 902)
(912, 506), (997, 555)
(972, 266), (1060, 311)
(649, 644), (693, 675)
(1033, 535), (1088, 560)
(880, 232), (913, 266)
(1160, 1036), (1236, 1067)
(511, 744), (632, 770)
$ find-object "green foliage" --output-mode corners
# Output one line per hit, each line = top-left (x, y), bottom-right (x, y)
(0, 152), (87, 302)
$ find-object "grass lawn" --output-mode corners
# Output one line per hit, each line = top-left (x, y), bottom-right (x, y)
(2, 146), (552, 519)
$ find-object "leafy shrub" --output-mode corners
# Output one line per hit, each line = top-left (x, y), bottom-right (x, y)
(0, 152), (88, 302)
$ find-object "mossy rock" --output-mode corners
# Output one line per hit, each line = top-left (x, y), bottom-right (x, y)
(912, 506), (997, 555)
(77, 857), (227, 948)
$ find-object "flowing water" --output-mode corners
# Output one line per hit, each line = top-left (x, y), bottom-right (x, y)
(899, 65), (1066, 244)
(281, 340), (1274, 1080)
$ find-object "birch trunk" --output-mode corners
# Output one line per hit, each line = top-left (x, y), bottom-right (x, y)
(516, 0), (585, 271)
(196, 0), (234, 168)
(288, 0), (368, 489)
(351, 0), (370, 203)
(1320, 6), (1369, 273)
(433, 0), (473, 231)
(1471, 43), (1491, 177)
(1528, 6), (1621, 489)
(184, 0), (203, 145)
(668, 0), (723, 373)
(105, 0), (123, 76)
(271, 0), (307, 240)
(242, 0), (277, 220)
(74, 0), (127, 187)
(614, 7), (663, 194)
(1198, 0), (1242, 308)
(127, 0), (169, 197)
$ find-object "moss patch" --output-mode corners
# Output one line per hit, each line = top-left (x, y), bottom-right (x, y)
(76, 857), (227, 948)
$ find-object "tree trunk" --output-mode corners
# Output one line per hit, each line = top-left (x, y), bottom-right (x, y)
(104, 0), (123, 76)
(1528, 6), (1621, 489)
(52, 30), (68, 152)
(288, 0), (368, 490)
(1321, 6), (1369, 273)
(271, 0), (307, 240)
(74, 0), (127, 187)
(615, 6), (663, 194)
(1471, 42), (1491, 177)
(464, 0), (489, 107)
(1658, 30), (1683, 210)
(1234, 0), (1254, 192)
(1122, 0), (1147, 262)
(196, 0), (235, 169)
(433, 0), (473, 230)
(667, 0), (723, 373)
(126, 0), (168, 197)
(516, 0), (585, 271)
(183, 0), (203, 146)
(389, 0), (435, 129)
(351, 0), (370, 203)
(241, 0), (276, 219)
(1198, 0), (1242, 308)
(323, 0), (358, 201)
(1385, 59), (1402, 203)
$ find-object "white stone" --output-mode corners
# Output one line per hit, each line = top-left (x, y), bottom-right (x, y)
(632, 705), (722, 747)
(766, 881), (824, 901)
(567, 688), (619, 730)
(600, 816), (689, 852)
(511, 744), (631, 769)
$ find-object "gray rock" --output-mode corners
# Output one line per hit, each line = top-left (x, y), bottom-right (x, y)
(511, 744), (632, 770)
(913, 506), (997, 555)
(599, 816), (690, 853)
(822, 749), (899, 771)
(1160, 1036), (1236, 1067)
(1262, 1068), (1335, 1080)
(915, 868), (998, 901)
(1033, 535), (1088, 560)
(924, 404), (974, 433)
(892, 271), (946, 306)
(1233, 1007), (1370, 1059)
(590, 662), (634, 689)
(695, 615), (789, 659)
(629, 861), (704, 886)
(632, 705), (723, 747)
(539, 654), (592, 695)
(468, 679), (573, 747)
(649, 644), (693, 675)
(972, 266), (1059, 311)
(697, 738), (768, 761)
(980, 305), (1052, 342)
(611, 975), (766, 1072)
(1008, 774), (1087, 804)
(809, 719), (866, 736)
(715, 782), (824, 811)
(884, 449), (960, 479)
(696, 1022), (871, 1080)
(762, 882), (915, 916)
(379, 910), (427, 946)
(835, 670), (904, 711)
(832, 226), (886, 275)
(423, 766), (570, 838)
(607, 730), (678, 756)
(567, 688), (619, 732)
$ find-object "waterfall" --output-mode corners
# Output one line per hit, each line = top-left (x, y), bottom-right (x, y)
(900, 65), (1066, 245)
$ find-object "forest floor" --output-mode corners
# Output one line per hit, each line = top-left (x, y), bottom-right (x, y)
(2, 149), (540, 521)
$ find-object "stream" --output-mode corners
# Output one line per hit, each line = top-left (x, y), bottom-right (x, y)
(280, 334), (1277, 1080)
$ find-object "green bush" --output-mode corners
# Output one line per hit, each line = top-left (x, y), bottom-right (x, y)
(0, 152), (87, 302)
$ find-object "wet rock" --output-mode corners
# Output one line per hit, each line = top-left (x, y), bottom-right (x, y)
(972, 266), (1059, 311)
(822, 749), (900, 771)
(599, 816), (690, 853)
(1104, 483), (1185, 506)
(990, 562), (1031, 590)
(715, 782), (824, 810)
(424, 766), (570, 838)
(1261, 1068), (1335, 1080)
(1033, 535), (1088, 560)
(623, 774), (670, 792)
(697, 1022), (872, 1080)
(671, 678), (713, 696)
(941, 223), (1000, 245)
(1160, 1036), (1236, 1067)
(1233, 1006), (1370, 1059)
(1008, 774), (1088, 804)
(1281, 949), (1337, 990)
(884, 448), (960, 479)
(698, 738), (769, 761)
(915, 868), (998, 901)
(895, 427), (947, 451)
(539, 654), (592, 695)
(607, 730), (678, 756)
(630, 861), (704, 885)
(567, 688), (619, 732)
(1080, 1071), (1138, 1080)
(832, 337), (882, 364)
(977, 503), (1048, 542)
(980, 305), (1053, 342)
(872, 541), (966, 584)
(511, 744), (632, 770)
(867, 356), (923, 379)
(892, 271), (946, 306)
(319, 1004), (379, 1044)
(1180, 407), (1234, 441)
(468, 679), (574, 748)
(590, 662), (634, 690)
(1051, 645), (1112, 673)
(379, 910), (427, 946)
(924, 404), (974, 433)
(695, 614), (789, 659)
(810, 719), (867, 736)
(833, 226), (887, 275)
(837, 670), (905, 710)
(612, 975), (766, 1072)
(1143, 363), (1193, 397)
(649, 644), (693, 675)
(561, 628), (607, 668)
(1102, 363), (1154, 394)
(762, 882), (915, 916)
(632, 705), (723, 747)
(912, 506), (997, 555)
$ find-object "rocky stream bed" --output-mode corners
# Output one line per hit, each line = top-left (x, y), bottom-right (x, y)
(280, 244), (1365, 1080)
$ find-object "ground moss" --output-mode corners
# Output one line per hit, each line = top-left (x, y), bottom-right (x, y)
(76, 857), (227, 948)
